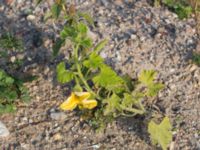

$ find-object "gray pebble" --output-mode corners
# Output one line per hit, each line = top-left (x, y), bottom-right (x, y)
(50, 112), (67, 121)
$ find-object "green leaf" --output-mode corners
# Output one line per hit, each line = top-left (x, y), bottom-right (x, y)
(163, 0), (192, 19)
(51, 3), (62, 19)
(0, 104), (16, 114)
(0, 33), (23, 51)
(103, 93), (121, 116)
(56, 62), (74, 83)
(0, 87), (18, 101)
(60, 26), (77, 39)
(53, 38), (65, 56)
(192, 53), (200, 66)
(148, 117), (172, 150)
(92, 65), (125, 93)
(139, 70), (164, 97)
(139, 70), (157, 86)
(73, 84), (83, 92)
(79, 37), (93, 48)
(19, 86), (30, 102)
(0, 69), (14, 86)
(120, 92), (145, 115)
(78, 12), (94, 26)
(146, 83), (164, 97)
(0, 50), (8, 57)
(163, 0), (174, 7)
(83, 52), (104, 69)
(121, 93), (135, 107)
(77, 22), (88, 34)
(175, 5), (192, 19)
(93, 39), (108, 53)
(154, 0), (161, 7)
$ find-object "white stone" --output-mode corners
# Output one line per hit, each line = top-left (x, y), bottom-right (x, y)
(10, 56), (16, 63)
(0, 121), (9, 137)
(27, 15), (36, 21)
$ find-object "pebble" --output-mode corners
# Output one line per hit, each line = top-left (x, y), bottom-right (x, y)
(100, 0), (109, 6)
(170, 141), (175, 150)
(88, 30), (97, 41)
(91, 144), (101, 149)
(53, 133), (62, 141)
(26, 15), (36, 21)
(114, 0), (123, 6)
(0, 121), (10, 137)
(50, 112), (68, 121)
(10, 56), (16, 63)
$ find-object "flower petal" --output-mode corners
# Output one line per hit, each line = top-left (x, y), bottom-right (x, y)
(74, 92), (91, 102)
(81, 99), (97, 109)
(59, 93), (79, 110)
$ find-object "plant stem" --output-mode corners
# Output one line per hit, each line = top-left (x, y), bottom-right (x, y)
(120, 106), (145, 115)
(74, 44), (96, 97)
(74, 75), (82, 91)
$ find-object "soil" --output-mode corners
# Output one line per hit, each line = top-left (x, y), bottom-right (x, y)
(0, 0), (200, 150)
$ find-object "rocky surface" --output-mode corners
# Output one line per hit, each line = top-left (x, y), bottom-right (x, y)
(0, 0), (200, 149)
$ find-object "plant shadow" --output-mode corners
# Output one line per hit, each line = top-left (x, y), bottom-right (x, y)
(116, 115), (152, 145)
(0, 1), (58, 81)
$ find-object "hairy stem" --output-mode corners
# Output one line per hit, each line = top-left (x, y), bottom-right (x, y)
(120, 106), (145, 115)
(74, 44), (96, 97)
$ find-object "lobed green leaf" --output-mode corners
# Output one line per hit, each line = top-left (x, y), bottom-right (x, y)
(56, 62), (74, 83)
(103, 93), (121, 116)
(78, 12), (94, 26)
(77, 22), (88, 34)
(148, 117), (172, 150)
(92, 65), (125, 93)
(146, 83), (164, 97)
(139, 70), (157, 86)
(83, 52), (104, 69)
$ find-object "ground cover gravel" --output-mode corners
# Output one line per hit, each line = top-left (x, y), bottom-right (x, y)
(0, 0), (200, 149)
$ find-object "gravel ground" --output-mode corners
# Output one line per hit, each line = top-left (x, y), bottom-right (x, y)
(0, 0), (200, 149)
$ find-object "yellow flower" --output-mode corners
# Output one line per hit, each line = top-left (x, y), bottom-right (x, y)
(60, 92), (97, 111)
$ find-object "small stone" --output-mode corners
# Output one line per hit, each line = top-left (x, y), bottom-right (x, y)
(114, 0), (123, 5)
(190, 65), (198, 72)
(87, 30), (97, 41)
(100, 51), (107, 58)
(16, 54), (24, 60)
(10, 56), (16, 63)
(101, 0), (109, 6)
(5, 0), (13, 5)
(44, 39), (52, 48)
(0, 121), (10, 137)
(27, 57), (32, 61)
(44, 67), (50, 75)
(21, 143), (29, 149)
(169, 141), (175, 150)
(27, 15), (36, 21)
(22, 117), (28, 122)
(53, 133), (62, 141)
(50, 112), (67, 121)
(131, 34), (137, 40)
(91, 144), (100, 149)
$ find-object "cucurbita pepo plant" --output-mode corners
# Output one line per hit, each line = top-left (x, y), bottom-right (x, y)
(37, 1), (172, 149)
